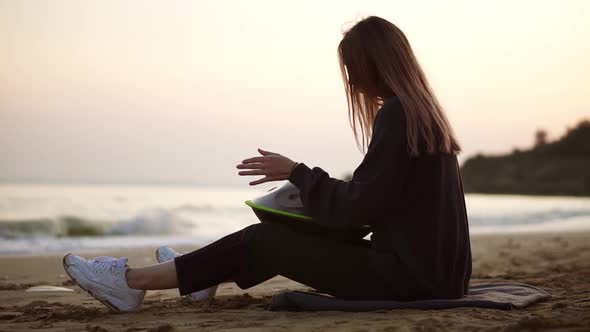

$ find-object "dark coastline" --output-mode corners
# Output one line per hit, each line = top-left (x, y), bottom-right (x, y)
(461, 120), (590, 197)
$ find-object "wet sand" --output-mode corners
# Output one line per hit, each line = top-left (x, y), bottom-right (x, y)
(1, 232), (589, 331)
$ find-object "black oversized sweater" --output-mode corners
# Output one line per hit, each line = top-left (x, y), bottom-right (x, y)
(288, 96), (472, 299)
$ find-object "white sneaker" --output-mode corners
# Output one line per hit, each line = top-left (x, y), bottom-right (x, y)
(156, 246), (218, 301)
(62, 253), (145, 312)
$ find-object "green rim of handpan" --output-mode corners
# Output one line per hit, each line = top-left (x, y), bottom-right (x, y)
(245, 200), (312, 221)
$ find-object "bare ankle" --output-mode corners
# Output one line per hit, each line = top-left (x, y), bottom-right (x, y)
(125, 268), (145, 290)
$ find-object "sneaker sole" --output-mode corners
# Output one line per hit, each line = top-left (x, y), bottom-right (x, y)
(154, 248), (168, 264)
(62, 253), (123, 312)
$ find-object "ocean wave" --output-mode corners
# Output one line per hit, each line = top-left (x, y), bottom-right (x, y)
(172, 203), (215, 212)
(0, 216), (106, 238)
(0, 208), (199, 238)
(469, 208), (590, 226)
(470, 215), (590, 234)
(2, 205), (590, 240)
(110, 209), (197, 235)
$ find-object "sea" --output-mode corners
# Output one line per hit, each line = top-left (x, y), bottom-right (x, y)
(1, 183), (589, 255)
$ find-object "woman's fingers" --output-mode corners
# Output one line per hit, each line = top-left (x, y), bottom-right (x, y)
(249, 175), (281, 186)
(241, 156), (268, 164)
(236, 162), (265, 170)
(238, 170), (267, 176)
(238, 149), (290, 185)
(258, 148), (279, 156)
(249, 177), (268, 185)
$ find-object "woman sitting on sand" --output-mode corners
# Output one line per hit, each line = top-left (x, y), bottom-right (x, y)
(62, 16), (472, 312)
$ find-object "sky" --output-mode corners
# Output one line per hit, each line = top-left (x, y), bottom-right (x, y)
(1, 0), (589, 186)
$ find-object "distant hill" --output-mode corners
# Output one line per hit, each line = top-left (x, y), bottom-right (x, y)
(461, 120), (590, 196)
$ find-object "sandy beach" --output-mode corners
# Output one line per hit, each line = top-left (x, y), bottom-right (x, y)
(1, 232), (589, 332)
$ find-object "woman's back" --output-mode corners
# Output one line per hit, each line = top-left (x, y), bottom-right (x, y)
(360, 97), (471, 299)
(291, 97), (472, 300)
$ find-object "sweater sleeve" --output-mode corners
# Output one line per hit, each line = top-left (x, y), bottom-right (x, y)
(288, 100), (410, 229)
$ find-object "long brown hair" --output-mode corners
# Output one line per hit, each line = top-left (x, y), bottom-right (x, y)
(338, 16), (461, 156)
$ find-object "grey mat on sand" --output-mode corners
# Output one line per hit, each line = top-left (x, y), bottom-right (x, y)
(267, 283), (550, 312)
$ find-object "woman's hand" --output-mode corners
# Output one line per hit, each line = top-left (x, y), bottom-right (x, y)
(237, 148), (297, 185)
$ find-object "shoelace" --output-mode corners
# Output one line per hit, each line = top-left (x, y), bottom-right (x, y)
(91, 256), (128, 273)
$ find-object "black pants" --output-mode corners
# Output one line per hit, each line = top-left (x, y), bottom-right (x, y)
(174, 223), (405, 300)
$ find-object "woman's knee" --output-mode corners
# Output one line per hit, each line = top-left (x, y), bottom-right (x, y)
(240, 223), (293, 247)
(243, 222), (284, 236)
